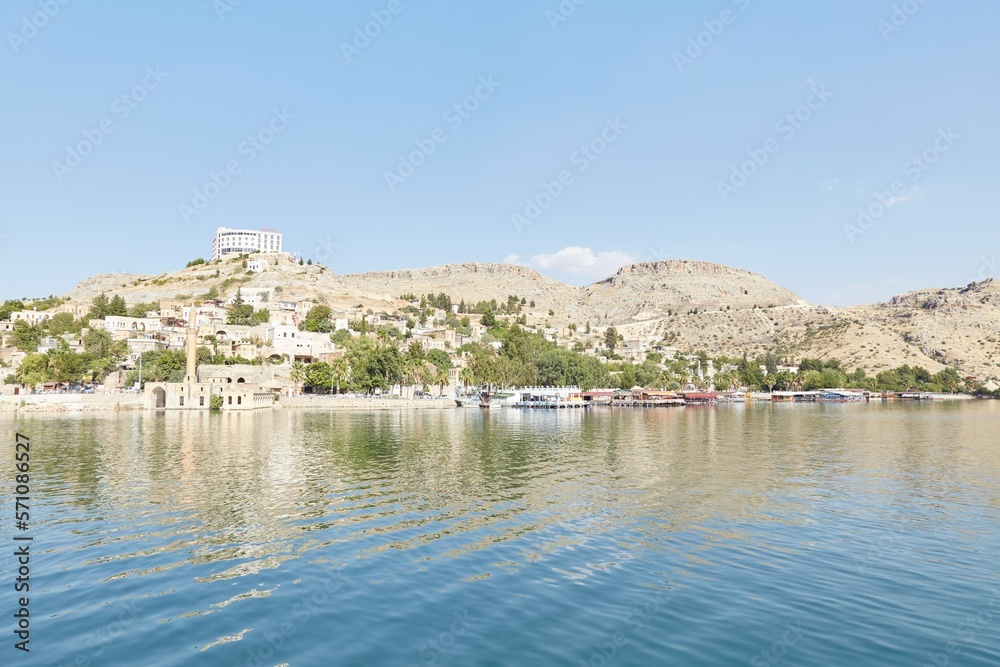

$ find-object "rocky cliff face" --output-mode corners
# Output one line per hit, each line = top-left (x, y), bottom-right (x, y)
(888, 278), (1000, 310)
(853, 279), (1000, 373)
(583, 260), (808, 325)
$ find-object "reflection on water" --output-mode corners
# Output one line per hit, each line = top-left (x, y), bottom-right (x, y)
(3, 402), (999, 666)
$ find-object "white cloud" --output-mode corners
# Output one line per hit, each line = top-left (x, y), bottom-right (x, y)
(885, 186), (925, 208)
(529, 247), (634, 280)
(506, 247), (635, 282)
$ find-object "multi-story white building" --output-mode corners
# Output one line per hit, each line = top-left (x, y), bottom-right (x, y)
(10, 310), (52, 326)
(212, 227), (283, 260)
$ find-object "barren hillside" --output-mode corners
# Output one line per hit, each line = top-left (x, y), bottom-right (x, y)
(61, 254), (399, 313)
(337, 263), (586, 320)
(583, 260), (809, 325)
(46, 258), (1000, 380)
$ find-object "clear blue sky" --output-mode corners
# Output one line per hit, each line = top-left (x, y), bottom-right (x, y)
(1, 0), (997, 305)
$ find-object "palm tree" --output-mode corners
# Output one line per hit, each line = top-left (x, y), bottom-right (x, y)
(400, 358), (415, 398)
(714, 372), (732, 391)
(290, 362), (306, 395)
(433, 366), (450, 398)
(376, 327), (397, 350)
(330, 357), (349, 395)
(459, 367), (474, 396)
(410, 362), (428, 398)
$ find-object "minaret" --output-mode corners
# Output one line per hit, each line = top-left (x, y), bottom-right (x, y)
(184, 304), (198, 383)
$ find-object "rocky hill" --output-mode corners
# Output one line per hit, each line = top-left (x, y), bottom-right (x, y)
(61, 254), (400, 314)
(855, 279), (1000, 372)
(337, 263), (586, 321)
(46, 257), (1000, 380)
(584, 260), (808, 325)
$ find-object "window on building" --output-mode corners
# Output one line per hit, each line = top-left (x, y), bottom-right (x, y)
(179, 396), (185, 406)
(237, 396), (242, 405)
(199, 396), (204, 406)
(228, 396), (232, 405)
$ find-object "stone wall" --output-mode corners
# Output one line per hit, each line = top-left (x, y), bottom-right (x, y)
(0, 393), (144, 412)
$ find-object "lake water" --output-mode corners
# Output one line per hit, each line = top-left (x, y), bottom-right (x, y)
(2, 402), (999, 666)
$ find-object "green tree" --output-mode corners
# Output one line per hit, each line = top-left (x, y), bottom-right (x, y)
(763, 353), (779, 377)
(459, 367), (475, 391)
(301, 305), (334, 332)
(0, 300), (25, 320)
(47, 345), (93, 384)
(426, 349), (451, 371)
(330, 357), (350, 394)
(128, 302), (158, 318)
(11, 322), (42, 352)
(771, 371), (794, 391)
(45, 312), (79, 335)
(351, 339), (383, 393)
(935, 368), (961, 393)
(304, 362), (332, 393)
(125, 350), (188, 385)
(432, 366), (450, 397)
(331, 329), (353, 347)
(405, 341), (425, 363)
(801, 370), (825, 391)
(83, 329), (112, 358)
(109, 340), (129, 364)
(603, 326), (622, 355)
(821, 368), (847, 389)
(15, 353), (50, 386)
(405, 358), (427, 397)
(227, 289), (255, 326)
(108, 295), (128, 317)
(468, 344), (500, 388)
(290, 362), (306, 395)
(714, 371), (736, 391)
(88, 293), (111, 319)
(737, 357), (765, 390)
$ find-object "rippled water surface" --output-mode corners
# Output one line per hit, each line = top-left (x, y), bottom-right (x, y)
(3, 402), (1000, 666)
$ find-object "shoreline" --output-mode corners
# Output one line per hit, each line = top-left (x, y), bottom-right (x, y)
(0, 394), (458, 413)
(0, 393), (982, 414)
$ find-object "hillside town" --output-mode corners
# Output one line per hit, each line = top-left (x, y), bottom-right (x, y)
(1, 228), (997, 410)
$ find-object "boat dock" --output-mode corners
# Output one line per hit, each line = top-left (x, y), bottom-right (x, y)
(515, 399), (590, 409)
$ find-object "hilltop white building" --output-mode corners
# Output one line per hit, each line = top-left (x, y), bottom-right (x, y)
(212, 227), (282, 260)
